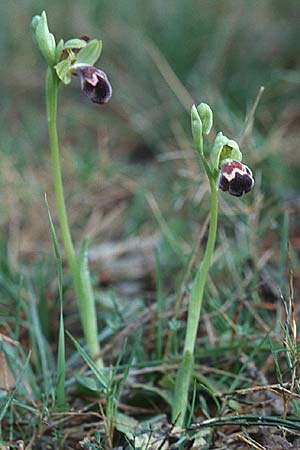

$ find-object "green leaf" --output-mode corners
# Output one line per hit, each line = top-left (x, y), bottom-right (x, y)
(75, 375), (104, 397)
(28, 286), (53, 395)
(78, 238), (95, 312)
(131, 382), (172, 406)
(45, 196), (62, 299)
(76, 39), (102, 66)
(54, 60), (72, 84)
(35, 11), (56, 66)
(72, 237), (101, 365)
(114, 412), (139, 441)
(45, 197), (66, 410)
(63, 38), (87, 49)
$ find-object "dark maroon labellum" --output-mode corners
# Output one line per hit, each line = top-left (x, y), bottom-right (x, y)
(75, 64), (112, 105)
(218, 160), (254, 197)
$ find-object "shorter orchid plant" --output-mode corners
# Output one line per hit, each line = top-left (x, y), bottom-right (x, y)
(172, 103), (254, 426)
(32, 11), (112, 366)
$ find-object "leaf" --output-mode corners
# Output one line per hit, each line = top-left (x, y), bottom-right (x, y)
(78, 238), (95, 318)
(45, 196), (65, 410)
(76, 39), (102, 66)
(131, 382), (172, 406)
(45, 195), (62, 301)
(114, 411), (139, 441)
(75, 375), (104, 397)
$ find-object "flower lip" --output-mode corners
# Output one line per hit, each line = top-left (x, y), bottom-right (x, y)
(74, 64), (112, 104)
(218, 160), (254, 197)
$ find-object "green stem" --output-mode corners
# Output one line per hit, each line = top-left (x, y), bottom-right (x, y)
(172, 176), (218, 426)
(45, 67), (102, 365)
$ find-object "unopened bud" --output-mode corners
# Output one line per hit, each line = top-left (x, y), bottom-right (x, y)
(197, 103), (213, 135)
(191, 105), (203, 153)
(34, 11), (56, 66)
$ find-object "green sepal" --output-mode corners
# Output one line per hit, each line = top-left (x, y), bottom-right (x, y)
(55, 59), (72, 84)
(210, 132), (242, 171)
(35, 11), (56, 66)
(55, 39), (64, 63)
(197, 103), (213, 135)
(191, 104), (203, 154)
(76, 39), (102, 66)
(63, 38), (87, 50)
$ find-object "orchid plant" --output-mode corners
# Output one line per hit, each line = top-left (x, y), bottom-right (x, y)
(32, 11), (112, 367)
(172, 103), (254, 426)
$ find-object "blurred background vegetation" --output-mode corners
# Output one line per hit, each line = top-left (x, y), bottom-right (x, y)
(1, 0), (300, 445)
(0, 0), (300, 359)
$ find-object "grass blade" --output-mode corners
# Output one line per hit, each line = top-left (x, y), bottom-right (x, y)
(0, 351), (31, 422)
(67, 331), (108, 390)
(46, 196), (65, 409)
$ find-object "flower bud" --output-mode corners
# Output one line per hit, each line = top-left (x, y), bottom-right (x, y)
(31, 15), (40, 33)
(218, 161), (254, 197)
(34, 11), (56, 66)
(210, 132), (242, 171)
(197, 103), (213, 135)
(191, 105), (203, 152)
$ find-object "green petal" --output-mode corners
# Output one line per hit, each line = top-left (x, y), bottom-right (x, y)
(55, 60), (72, 84)
(63, 38), (87, 50)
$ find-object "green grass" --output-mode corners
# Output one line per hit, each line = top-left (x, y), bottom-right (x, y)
(0, 0), (300, 448)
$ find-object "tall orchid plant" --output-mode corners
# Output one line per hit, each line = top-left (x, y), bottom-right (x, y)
(32, 12), (112, 366)
(172, 104), (254, 426)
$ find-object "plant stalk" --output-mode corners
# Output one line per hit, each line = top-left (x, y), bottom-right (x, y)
(172, 177), (218, 426)
(45, 67), (102, 366)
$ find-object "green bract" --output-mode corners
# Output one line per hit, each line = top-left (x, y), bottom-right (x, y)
(191, 105), (203, 155)
(210, 132), (242, 171)
(34, 11), (56, 66)
(197, 103), (213, 135)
